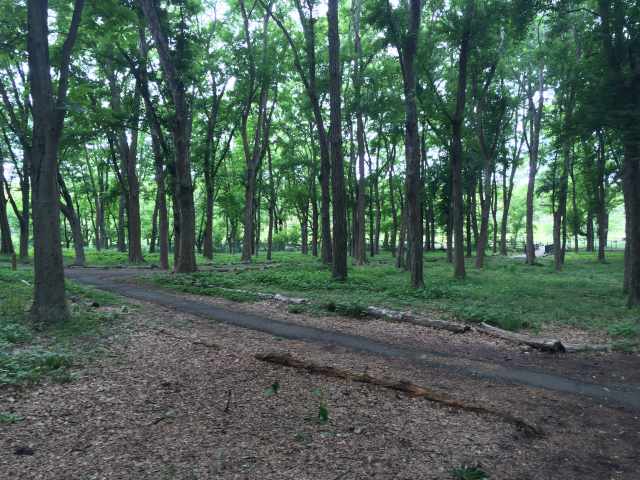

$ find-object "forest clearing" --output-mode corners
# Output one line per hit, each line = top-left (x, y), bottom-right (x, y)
(1, 0), (640, 478)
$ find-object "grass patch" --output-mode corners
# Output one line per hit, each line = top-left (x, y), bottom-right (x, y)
(0, 412), (24, 424)
(0, 267), (125, 386)
(146, 251), (639, 338)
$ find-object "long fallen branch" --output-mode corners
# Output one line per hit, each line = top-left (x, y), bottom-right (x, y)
(476, 323), (610, 353)
(255, 352), (543, 438)
(365, 306), (469, 333)
(155, 328), (220, 350)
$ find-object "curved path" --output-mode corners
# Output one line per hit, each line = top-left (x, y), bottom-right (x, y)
(66, 267), (640, 411)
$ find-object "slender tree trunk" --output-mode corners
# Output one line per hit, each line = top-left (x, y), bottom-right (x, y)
(450, 1), (473, 280)
(311, 177), (319, 257)
(525, 65), (544, 266)
(149, 192), (158, 253)
(396, 197), (407, 269)
(491, 172), (498, 254)
(465, 196), (472, 258)
(139, 0), (196, 273)
(623, 140), (640, 306)
(0, 166), (13, 255)
(554, 150), (571, 272)
(58, 175), (85, 266)
(117, 194), (126, 252)
(586, 211), (594, 252)
(388, 155), (398, 257)
(126, 142), (144, 263)
(570, 161), (579, 253)
(353, 0), (366, 265)
(596, 131), (608, 263)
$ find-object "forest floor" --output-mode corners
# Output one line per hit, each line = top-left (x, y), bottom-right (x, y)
(1, 260), (639, 479)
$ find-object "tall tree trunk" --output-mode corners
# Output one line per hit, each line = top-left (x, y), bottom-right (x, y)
(137, 24), (168, 270)
(400, 0), (424, 287)
(270, 0), (332, 264)
(570, 161), (579, 253)
(525, 65), (545, 266)
(328, 0), (347, 280)
(388, 154), (398, 257)
(596, 131), (608, 263)
(139, 0), (196, 273)
(27, 0), (84, 324)
(352, 0), (366, 265)
(623, 140), (640, 306)
(554, 150), (571, 272)
(311, 176), (319, 257)
(491, 171), (498, 254)
(396, 196), (407, 270)
(465, 196), (472, 258)
(450, 1), (473, 280)
(126, 131), (143, 263)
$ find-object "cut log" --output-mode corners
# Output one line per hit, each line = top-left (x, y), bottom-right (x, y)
(475, 323), (611, 353)
(365, 306), (469, 333)
(476, 322), (565, 352)
(255, 352), (543, 437)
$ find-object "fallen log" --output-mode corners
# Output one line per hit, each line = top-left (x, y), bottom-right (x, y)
(365, 306), (469, 333)
(205, 286), (308, 304)
(255, 352), (542, 437)
(476, 323), (611, 353)
(476, 323), (566, 352)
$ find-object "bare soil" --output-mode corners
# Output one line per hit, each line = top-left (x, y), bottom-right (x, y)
(1, 270), (639, 479)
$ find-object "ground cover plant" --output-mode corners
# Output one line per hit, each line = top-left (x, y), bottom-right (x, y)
(0, 266), (126, 387)
(149, 251), (638, 344)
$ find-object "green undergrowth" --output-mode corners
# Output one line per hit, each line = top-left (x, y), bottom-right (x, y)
(147, 251), (638, 344)
(0, 268), (126, 387)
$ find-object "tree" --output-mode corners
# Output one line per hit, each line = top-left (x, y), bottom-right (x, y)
(138, 0), (197, 273)
(327, 0), (347, 280)
(27, 0), (85, 324)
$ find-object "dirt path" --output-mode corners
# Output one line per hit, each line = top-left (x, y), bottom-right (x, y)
(66, 268), (640, 410)
(1, 267), (638, 479)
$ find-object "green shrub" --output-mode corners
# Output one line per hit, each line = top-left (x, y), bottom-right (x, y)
(0, 323), (32, 344)
(452, 465), (489, 480)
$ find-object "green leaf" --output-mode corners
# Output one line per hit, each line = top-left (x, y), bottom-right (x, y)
(264, 381), (280, 397)
(318, 404), (329, 424)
